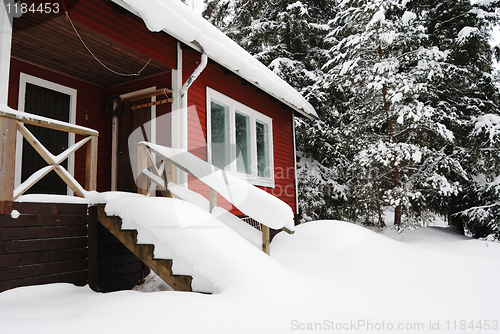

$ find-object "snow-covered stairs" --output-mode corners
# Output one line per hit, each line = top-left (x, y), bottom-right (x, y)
(95, 204), (194, 292)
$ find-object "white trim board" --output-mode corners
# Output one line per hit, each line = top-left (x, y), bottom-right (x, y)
(15, 73), (77, 195)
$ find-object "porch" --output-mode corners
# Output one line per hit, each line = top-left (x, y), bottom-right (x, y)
(7, 0), (176, 197)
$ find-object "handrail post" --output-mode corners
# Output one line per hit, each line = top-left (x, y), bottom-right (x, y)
(262, 225), (270, 255)
(0, 117), (16, 214)
(209, 187), (217, 213)
(85, 135), (98, 191)
(137, 143), (147, 195)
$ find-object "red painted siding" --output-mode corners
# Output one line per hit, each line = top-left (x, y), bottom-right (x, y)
(65, 0), (177, 70)
(183, 49), (298, 215)
(8, 59), (112, 192)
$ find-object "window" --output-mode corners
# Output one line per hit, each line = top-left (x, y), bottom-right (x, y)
(207, 88), (274, 187)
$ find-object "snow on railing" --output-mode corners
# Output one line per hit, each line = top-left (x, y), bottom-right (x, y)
(139, 141), (295, 255)
(0, 106), (98, 208)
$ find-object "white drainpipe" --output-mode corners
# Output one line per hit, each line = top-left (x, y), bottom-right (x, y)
(175, 49), (207, 187)
(181, 50), (208, 110)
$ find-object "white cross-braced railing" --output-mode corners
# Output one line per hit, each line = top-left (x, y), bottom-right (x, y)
(0, 106), (98, 203)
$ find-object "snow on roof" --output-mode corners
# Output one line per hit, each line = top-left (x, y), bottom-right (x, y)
(117, 0), (317, 119)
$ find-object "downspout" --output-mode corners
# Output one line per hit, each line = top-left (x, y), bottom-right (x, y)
(181, 50), (208, 112)
(176, 48), (207, 187)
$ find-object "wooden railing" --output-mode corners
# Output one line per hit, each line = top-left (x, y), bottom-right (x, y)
(0, 108), (98, 212)
(139, 143), (293, 255)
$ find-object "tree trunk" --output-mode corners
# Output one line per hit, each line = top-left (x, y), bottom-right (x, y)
(379, 43), (402, 227)
(382, 85), (402, 227)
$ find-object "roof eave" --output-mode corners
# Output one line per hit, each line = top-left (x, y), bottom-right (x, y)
(109, 0), (317, 121)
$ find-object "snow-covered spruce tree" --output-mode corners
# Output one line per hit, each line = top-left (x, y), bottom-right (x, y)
(204, 0), (337, 112)
(404, 0), (500, 237)
(324, 0), (467, 228)
(459, 114), (500, 239)
(203, 0), (346, 222)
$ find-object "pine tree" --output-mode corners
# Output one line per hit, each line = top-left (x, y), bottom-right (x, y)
(324, 0), (468, 228)
(404, 0), (500, 236)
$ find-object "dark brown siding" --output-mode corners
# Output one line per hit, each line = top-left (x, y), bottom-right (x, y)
(0, 202), (89, 292)
(94, 223), (147, 292)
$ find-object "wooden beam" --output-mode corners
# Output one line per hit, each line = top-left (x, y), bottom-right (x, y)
(1, 110), (99, 136)
(262, 225), (270, 255)
(85, 135), (98, 191)
(130, 98), (173, 110)
(124, 88), (172, 102)
(16, 122), (85, 198)
(13, 165), (54, 200)
(136, 144), (147, 195)
(0, 117), (16, 214)
(95, 205), (193, 292)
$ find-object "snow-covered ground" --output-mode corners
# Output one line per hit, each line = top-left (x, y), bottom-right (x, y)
(1, 215), (499, 333)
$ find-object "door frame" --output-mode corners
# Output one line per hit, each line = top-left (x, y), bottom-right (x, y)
(111, 86), (157, 191)
(15, 73), (78, 195)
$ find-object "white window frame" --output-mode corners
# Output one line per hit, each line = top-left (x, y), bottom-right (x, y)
(206, 87), (274, 187)
(15, 73), (77, 196)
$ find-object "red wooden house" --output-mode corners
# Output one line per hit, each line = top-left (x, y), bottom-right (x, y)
(0, 0), (316, 293)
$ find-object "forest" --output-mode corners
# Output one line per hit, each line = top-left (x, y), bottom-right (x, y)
(200, 0), (500, 239)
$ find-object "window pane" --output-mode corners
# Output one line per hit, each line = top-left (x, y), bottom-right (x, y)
(235, 112), (251, 175)
(211, 99), (230, 170)
(256, 120), (270, 178)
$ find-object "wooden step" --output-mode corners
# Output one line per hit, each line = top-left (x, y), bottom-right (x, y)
(95, 204), (193, 292)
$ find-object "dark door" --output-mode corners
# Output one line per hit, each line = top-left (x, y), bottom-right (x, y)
(21, 83), (70, 195)
(116, 97), (151, 193)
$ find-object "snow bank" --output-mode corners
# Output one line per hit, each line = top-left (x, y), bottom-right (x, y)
(272, 221), (500, 322)
(2, 219), (499, 333)
(119, 0), (316, 118)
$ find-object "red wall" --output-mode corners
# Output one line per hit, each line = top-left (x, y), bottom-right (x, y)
(183, 49), (298, 215)
(8, 59), (112, 192)
(62, 0), (177, 70)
